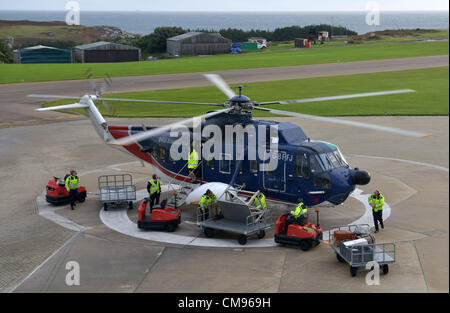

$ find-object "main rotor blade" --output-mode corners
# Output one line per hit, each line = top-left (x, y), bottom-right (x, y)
(109, 108), (232, 146)
(99, 97), (224, 106)
(258, 89), (415, 105)
(36, 103), (89, 111)
(254, 107), (430, 138)
(203, 74), (236, 99)
(28, 94), (222, 106)
(100, 75), (112, 95)
(28, 94), (82, 100)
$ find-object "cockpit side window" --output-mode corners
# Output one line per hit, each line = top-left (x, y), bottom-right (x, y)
(310, 155), (323, 175)
(295, 152), (310, 179)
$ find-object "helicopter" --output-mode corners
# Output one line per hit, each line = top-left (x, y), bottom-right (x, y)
(31, 73), (428, 206)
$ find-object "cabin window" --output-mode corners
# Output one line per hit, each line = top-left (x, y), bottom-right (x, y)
(219, 154), (231, 174)
(249, 160), (258, 173)
(152, 144), (158, 158)
(160, 147), (166, 161)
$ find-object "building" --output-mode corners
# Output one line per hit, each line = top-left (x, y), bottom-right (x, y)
(15, 45), (72, 64)
(295, 38), (308, 48)
(167, 32), (232, 56)
(73, 41), (140, 63)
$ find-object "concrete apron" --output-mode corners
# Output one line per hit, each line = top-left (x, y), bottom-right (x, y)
(35, 161), (391, 248)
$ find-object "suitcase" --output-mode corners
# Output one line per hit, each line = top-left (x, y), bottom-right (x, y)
(332, 230), (357, 247)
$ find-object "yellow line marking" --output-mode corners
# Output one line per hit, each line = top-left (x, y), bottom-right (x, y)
(419, 134), (432, 138)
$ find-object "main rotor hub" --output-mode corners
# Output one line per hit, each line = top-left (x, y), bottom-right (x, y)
(230, 95), (250, 103)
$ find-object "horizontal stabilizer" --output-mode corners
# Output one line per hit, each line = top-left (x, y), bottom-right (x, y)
(36, 103), (89, 111)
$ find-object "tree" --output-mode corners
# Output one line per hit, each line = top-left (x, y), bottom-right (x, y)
(0, 41), (14, 63)
(138, 27), (186, 54)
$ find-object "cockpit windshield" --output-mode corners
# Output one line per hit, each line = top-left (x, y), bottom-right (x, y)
(297, 142), (349, 177)
(311, 147), (349, 174)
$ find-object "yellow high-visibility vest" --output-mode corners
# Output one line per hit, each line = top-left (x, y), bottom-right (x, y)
(188, 149), (199, 169)
(290, 202), (307, 219)
(254, 194), (267, 210)
(65, 175), (80, 191)
(369, 194), (384, 212)
(149, 178), (160, 194)
(199, 193), (216, 211)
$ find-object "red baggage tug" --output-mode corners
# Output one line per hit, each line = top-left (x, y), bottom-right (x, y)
(46, 176), (87, 205)
(137, 198), (181, 232)
(274, 213), (323, 251)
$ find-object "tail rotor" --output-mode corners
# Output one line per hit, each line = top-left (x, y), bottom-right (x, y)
(85, 69), (116, 116)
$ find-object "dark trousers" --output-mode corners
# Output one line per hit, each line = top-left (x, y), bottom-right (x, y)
(150, 192), (160, 210)
(200, 208), (209, 221)
(373, 210), (384, 231)
(285, 215), (307, 232)
(69, 189), (78, 209)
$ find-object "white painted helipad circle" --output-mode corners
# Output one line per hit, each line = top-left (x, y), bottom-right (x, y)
(99, 188), (391, 248)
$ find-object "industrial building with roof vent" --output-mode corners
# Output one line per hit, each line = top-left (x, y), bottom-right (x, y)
(73, 41), (141, 63)
(167, 32), (232, 56)
(14, 45), (72, 64)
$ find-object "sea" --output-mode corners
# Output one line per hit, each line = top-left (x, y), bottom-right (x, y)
(0, 10), (448, 35)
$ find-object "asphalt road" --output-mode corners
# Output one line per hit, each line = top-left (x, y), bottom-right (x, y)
(0, 55), (448, 127)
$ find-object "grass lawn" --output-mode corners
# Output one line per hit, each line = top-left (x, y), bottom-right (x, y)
(0, 24), (79, 39)
(44, 66), (449, 118)
(1, 41), (448, 84)
(263, 29), (449, 51)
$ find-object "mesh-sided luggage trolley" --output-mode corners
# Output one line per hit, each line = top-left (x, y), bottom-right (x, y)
(329, 224), (396, 277)
(98, 174), (136, 211)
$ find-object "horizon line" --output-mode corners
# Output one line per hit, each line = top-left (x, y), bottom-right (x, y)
(1, 9), (449, 12)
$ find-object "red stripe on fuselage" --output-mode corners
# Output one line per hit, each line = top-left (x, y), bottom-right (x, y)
(108, 126), (193, 183)
(108, 126), (296, 205)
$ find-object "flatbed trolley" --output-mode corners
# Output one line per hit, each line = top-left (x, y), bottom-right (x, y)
(329, 224), (396, 277)
(197, 189), (272, 245)
(98, 174), (136, 211)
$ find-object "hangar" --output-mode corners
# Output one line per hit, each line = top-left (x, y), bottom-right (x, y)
(15, 45), (72, 64)
(73, 41), (141, 63)
(167, 32), (232, 56)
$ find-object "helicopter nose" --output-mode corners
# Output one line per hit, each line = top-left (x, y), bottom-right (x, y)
(350, 168), (371, 185)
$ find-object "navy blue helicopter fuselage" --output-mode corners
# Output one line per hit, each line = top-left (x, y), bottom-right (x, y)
(125, 111), (369, 207)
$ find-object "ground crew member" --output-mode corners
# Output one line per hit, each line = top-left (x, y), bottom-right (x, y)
(147, 174), (161, 210)
(198, 189), (217, 220)
(65, 169), (80, 210)
(188, 144), (200, 183)
(253, 192), (267, 210)
(286, 199), (308, 229)
(369, 190), (385, 233)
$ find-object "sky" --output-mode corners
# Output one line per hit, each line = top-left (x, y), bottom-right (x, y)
(1, 0), (449, 12)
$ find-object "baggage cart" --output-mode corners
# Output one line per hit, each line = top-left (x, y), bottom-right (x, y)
(329, 225), (396, 277)
(98, 174), (136, 210)
(197, 189), (272, 245)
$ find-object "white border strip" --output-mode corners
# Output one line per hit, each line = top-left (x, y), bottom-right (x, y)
(100, 188), (388, 248)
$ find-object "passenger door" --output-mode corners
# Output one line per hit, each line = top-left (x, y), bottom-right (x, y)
(263, 151), (286, 193)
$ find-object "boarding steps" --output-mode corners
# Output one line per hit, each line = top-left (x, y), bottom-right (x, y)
(166, 185), (193, 208)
